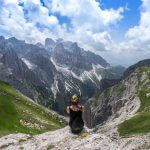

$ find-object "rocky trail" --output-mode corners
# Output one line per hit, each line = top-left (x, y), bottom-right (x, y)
(0, 125), (150, 150)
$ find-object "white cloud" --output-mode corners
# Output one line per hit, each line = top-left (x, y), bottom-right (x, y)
(0, 0), (126, 64)
(0, 0), (65, 43)
(95, 0), (150, 66)
(50, 0), (124, 52)
(101, 7), (124, 25)
(0, 0), (124, 52)
(126, 0), (150, 43)
(51, 0), (124, 29)
(4, 0), (18, 4)
(47, 16), (58, 24)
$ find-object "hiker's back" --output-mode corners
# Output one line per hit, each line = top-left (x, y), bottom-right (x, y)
(66, 95), (84, 134)
(69, 105), (84, 133)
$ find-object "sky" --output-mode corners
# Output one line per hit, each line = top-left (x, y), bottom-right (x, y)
(0, 0), (150, 66)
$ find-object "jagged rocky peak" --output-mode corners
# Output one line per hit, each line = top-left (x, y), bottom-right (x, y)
(8, 37), (25, 45)
(58, 40), (81, 53)
(52, 39), (109, 75)
(54, 43), (65, 52)
(0, 35), (5, 41)
(45, 38), (56, 50)
(70, 42), (81, 53)
(36, 42), (44, 48)
(43, 37), (109, 71)
(52, 43), (69, 66)
(61, 41), (73, 51)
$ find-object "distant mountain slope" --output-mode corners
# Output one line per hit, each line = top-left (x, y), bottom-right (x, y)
(0, 80), (65, 137)
(123, 59), (150, 78)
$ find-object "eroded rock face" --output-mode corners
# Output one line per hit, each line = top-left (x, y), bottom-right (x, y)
(84, 62), (150, 128)
(0, 38), (56, 108)
(84, 73), (138, 128)
(45, 38), (56, 50)
(52, 42), (109, 75)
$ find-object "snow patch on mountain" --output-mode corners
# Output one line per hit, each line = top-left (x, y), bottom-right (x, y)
(79, 64), (103, 85)
(65, 81), (72, 93)
(51, 57), (103, 85)
(65, 80), (81, 95)
(51, 79), (60, 99)
(92, 64), (103, 81)
(80, 71), (98, 85)
(50, 58), (80, 79)
(21, 58), (36, 70)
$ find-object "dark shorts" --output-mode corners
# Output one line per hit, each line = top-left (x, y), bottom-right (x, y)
(69, 119), (84, 134)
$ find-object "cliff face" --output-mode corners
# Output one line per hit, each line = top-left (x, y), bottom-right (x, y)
(84, 60), (150, 128)
(52, 42), (109, 75)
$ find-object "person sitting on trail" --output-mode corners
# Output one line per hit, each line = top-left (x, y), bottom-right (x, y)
(66, 95), (84, 134)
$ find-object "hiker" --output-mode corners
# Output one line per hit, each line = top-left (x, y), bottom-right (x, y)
(66, 94), (84, 134)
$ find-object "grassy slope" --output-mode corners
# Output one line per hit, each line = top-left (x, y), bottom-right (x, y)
(0, 81), (65, 137)
(118, 67), (150, 137)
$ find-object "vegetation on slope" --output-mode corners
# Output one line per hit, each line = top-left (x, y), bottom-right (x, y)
(0, 81), (65, 137)
(118, 67), (150, 137)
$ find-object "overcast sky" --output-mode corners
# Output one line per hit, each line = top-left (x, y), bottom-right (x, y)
(0, 0), (150, 66)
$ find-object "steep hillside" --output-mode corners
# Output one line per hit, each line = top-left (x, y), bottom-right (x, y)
(118, 66), (150, 136)
(84, 59), (150, 135)
(0, 81), (65, 137)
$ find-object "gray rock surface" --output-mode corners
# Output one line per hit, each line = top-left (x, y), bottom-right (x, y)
(84, 60), (150, 128)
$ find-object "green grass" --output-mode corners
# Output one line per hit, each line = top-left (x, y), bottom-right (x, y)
(138, 66), (150, 73)
(0, 81), (65, 137)
(114, 83), (125, 93)
(118, 89), (150, 137)
(47, 144), (55, 149)
(118, 67), (150, 137)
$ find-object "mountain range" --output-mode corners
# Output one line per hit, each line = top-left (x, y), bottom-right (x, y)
(0, 36), (125, 114)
